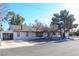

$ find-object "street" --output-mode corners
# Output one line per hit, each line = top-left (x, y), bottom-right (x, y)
(1, 39), (79, 56)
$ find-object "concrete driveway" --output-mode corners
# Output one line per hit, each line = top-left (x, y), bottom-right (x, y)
(1, 40), (79, 56)
(0, 36), (78, 49)
(0, 40), (45, 49)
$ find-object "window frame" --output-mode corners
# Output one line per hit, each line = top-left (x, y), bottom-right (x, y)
(17, 32), (20, 37)
(36, 32), (43, 37)
(26, 32), (28, 37)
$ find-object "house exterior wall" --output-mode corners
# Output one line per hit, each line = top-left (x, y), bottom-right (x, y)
(13, 32), (40, 40)
(42, 32), (61, 38)
(0, 31), (62, 41)
(0, 31), (48, 40)
(42, 32), (48, 38)
(1, 31), (13, 40)
(0, 31), (2, 40)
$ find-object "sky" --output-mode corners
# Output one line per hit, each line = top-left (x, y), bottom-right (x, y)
(2, 3), (79, 31)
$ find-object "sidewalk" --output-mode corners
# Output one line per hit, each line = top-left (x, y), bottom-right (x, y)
(0, 40), (47, 49)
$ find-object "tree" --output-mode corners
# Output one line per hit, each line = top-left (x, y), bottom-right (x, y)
(51, 9), (76, 38)
(72, 24), (78, 28)
(4, 11), (25, 25)
(0, 3), (9, 45)
(32, 20), (46, 37)
(23, 23), (27, 26)
(33, 20), (52, 38)
(0, 3), (9, 20)
(0, 4), (8, 28)
(33, 20), (44, 31)
(51, 13), (63, 36)
(15, 14), (25, 25)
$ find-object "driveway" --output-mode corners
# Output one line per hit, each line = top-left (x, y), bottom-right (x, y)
(0, 37), (72, 49)
(69, 36), (79, 40)
(0, 40), (46, 49)
(1, 40), (79, 56)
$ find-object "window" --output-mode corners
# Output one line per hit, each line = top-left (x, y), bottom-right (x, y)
(17, 32), (20, 37)
(26, 32), (28, 36)
(36, 32), (43, 37)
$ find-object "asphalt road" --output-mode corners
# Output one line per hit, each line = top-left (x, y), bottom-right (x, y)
(1, 40), (79, 56)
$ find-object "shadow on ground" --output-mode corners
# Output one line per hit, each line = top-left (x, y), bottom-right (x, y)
(26, 37), (71, 43)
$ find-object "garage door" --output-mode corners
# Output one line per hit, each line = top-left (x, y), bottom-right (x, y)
(3, 33), (13, 40)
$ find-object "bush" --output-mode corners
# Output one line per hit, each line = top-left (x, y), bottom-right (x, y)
(69, 29), (79, 36)
(75, 30), (79, 36)
(69, 33), (73, 36)
(69, 32), (79, 36)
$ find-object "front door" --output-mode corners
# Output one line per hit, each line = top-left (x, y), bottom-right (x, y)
(3, 33), (13, 40)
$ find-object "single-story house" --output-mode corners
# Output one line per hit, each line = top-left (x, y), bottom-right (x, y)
(0, 25), (48, 40)
(0, 24), (64, 41)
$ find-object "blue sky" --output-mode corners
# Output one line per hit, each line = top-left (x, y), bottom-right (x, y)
(8, 3), (65, 24)
(2, 3), (66, 31)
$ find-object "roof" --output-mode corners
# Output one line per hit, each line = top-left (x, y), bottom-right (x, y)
(9, 25), (44, 32)
(9, 25), (21, 31)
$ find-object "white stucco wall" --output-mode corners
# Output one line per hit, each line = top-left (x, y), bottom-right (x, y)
(13, 32), (40, 40)
(0, 31), (62, 40)
(42, 32), (48, 38)
(0, 31), (2, 41)
(42, 32), (61, 38)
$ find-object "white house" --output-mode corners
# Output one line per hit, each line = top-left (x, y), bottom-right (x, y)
(1, 25), (48, 40)
(0, 24), (64, 41)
